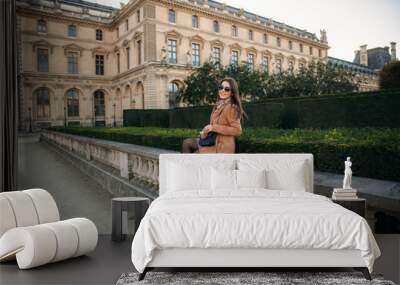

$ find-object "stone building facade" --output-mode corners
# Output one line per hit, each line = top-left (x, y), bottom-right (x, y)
(327, 57), (379, 92)
(17, 0), (330, 130)
(354, 42), (397, 70)
(327, 42), (398, 92)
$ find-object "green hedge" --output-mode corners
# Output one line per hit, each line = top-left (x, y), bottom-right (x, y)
(167, 103), (285, 129)
(48, 127), (400, 182)
(169, 106), (214, 129)
(123, 109), (169, 128)
(293, 92), (400, 128)
(123, 90), (400, 129)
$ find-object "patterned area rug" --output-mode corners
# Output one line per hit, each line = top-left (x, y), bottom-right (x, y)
(116, 271), (396, 285)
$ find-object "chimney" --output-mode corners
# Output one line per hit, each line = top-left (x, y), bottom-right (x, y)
(391, 42), (397, 61)
(354, 50), (359, 60)
(360, 44), (368, 66)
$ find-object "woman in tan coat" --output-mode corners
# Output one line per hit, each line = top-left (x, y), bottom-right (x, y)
(182, 77), (246, 153)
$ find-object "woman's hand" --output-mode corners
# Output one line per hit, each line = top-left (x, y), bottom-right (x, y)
(202, 124), (213, 135)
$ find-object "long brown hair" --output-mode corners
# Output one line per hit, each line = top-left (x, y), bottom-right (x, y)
(218, 77), (248, 121)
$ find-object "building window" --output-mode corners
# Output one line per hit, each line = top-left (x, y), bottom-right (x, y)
(212, 47), (221, 65)
(288, 60), (294, 73)
(137, 10), (140, 22)
(36, 88), (50, 119)
(68, 24), (77, 37)
(300, 43), (303, 53)
(168, 81), (179, 107)
(309, 46), (313, 55)
(213, 20), (219, 33)
(37, 19), (47, 33)
(117, 53), (120, 73)
(126, 47), (130, 69)
(263, 33), (268, 44)
(125, 19), (129, 31)
(167, 39), (177, 64)
(277, 37), (281, 47)
(96, 29), (103, 41)
(192, 15), (199, 28)
(66, 89), (79, 117)
(232, 25), (238, 37)
(261, 56), (269, 73)
(191, 43), (200, 66)
(319, 49), (322, 58)
(247, 53), (254, 71)
(169, 9), (176, 23)
(231, 50), (238, 66)
(276, 58), (282, 73)
(67, 52), (78, 74)
(95, 55), (104, 75)
(289, 40), (293, 50)
(37, 48), (49, 72)
(94, 90), (105, 117)
(116, 27), (119, 38)
(137, 40), (142, 65)
(248, 29), (253, 41)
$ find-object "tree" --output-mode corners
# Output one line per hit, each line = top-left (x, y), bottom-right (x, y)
(222, 64), (266, 101)
(176, 62), (221, 106)
(379, 61), (400, 90)
(177, 60), (358, 106)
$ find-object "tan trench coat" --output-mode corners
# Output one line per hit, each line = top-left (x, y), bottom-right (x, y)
(198, 102), (242, 153)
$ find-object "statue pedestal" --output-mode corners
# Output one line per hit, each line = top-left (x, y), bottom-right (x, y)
(334, 188), (357, 192)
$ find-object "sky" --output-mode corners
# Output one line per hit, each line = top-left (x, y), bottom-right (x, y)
(93, 0), (400, 62)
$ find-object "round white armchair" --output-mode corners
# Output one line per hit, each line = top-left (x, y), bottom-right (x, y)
(0, 189), (98, 269)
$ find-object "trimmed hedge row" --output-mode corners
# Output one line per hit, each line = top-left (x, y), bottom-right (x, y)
(48, 127), (400, 182)
(124, 103), (285, 129)
(167, 103), (285, 129)
(123, 90), (400, 129)
(291, 92), (400, 128)
(123, 109), (170, 128)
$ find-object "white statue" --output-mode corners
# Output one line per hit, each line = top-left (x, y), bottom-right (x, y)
(161, 46), (167, 63)
(186, 50), (192, 65)
(343, 157), (352, 189)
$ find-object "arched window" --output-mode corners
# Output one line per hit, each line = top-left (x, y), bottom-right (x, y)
(213, 20), (219, 33)
(94, 90), (105, 116)
(37, 19), (47, 33)
(66, 89), (79, 117)
(263, 33), (268, 44)
(248, 29), (253, 41)
(36, 88), (50, 118)
(168, 81), (180, 107)
(277, 37), (281, 47)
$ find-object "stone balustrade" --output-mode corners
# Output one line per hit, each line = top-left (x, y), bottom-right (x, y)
(40, 130), (177, 195)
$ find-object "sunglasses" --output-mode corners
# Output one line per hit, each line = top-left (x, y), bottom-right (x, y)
(218, 85), (231, 92)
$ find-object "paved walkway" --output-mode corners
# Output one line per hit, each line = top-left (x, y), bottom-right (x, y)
(18, 133), (113, 234)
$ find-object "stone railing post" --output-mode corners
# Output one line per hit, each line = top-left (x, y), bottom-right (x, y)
(119, 152), (130, 179)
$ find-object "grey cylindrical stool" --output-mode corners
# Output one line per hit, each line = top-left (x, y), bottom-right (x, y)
(111, 197), (150, 242)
